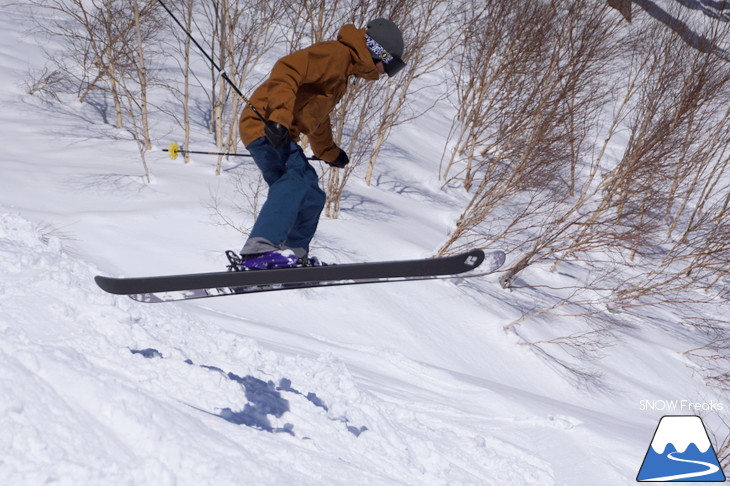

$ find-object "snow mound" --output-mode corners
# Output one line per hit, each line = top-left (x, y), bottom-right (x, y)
(0, 211), (553, 485)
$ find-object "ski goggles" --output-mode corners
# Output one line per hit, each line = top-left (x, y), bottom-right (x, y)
(365, 35), (407, 77)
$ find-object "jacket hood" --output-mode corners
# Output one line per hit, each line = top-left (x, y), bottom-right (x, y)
(337, 24), (380, 81)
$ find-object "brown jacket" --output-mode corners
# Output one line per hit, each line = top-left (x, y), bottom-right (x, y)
(239, 24), (380, 163)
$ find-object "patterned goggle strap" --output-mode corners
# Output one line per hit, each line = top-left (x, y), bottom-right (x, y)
(365, 35), (406, 77)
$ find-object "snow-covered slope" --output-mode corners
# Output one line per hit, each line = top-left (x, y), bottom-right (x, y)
(1, 2), (727, 485)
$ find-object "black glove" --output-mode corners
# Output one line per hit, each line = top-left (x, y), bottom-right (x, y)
(328, 149), (349, 168)
(264, 121), (289, 148)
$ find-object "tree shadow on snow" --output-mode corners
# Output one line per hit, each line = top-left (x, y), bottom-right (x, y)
(673, 0), (730, 21)
(65, 173), (151, 196)
(635, 0), (730, 57)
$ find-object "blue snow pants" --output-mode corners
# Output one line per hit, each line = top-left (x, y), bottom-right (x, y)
(242, 137), (326, 257)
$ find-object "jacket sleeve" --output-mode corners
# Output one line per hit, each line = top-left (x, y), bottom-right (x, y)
(265, 50), (309, 129)
(308, 116), (340, 163)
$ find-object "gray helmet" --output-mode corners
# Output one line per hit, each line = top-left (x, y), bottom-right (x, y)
(366, 18), (404, 57)
(365, 18), (406, 77)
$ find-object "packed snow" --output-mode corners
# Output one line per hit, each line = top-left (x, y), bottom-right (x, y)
(1, 2), (728, 485)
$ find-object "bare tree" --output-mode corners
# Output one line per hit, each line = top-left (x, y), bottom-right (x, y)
(192, 0), (280, 175)
(160, 0), (196, 164)
(280, 0), (349, 50)
(130, 0), (152, 150)
(205, 169), (266, 236)
(362, 0), (458, 186)
(315, 0), (456, 217)
(571, 7), (730, 309)
(27, 0), (161, 179)
(438, 0), (730, 307)
(439, 0), (618, 262)
(432, 0), (730, 390)
(218, 0), (280, 175)
(608, 0), (632, 22)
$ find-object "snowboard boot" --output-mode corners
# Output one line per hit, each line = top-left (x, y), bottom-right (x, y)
(227, 249), (300, 271)
(226, 250), (330, 271)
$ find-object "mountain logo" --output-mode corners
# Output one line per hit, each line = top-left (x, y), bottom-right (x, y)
(637, 415), (726, 482)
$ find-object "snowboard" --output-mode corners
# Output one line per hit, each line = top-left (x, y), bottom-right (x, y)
(94, 249), (506, 303)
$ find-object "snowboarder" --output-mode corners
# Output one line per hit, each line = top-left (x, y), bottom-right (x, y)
(237, 18), (406, 270)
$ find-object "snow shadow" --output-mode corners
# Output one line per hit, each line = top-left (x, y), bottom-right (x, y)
(217, 372), (294, 435)
(673, 0), (730, 21)
(129, 348), (367, 437)
(66, 173), (150, 196)
(336, 191), (398, 222)
(635, 0), (730, 55)
(278, 378), (368, 437)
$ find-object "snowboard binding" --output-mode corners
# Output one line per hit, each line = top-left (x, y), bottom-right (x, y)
(226, 250), (329, 272)
(225, 250), (245, 272)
